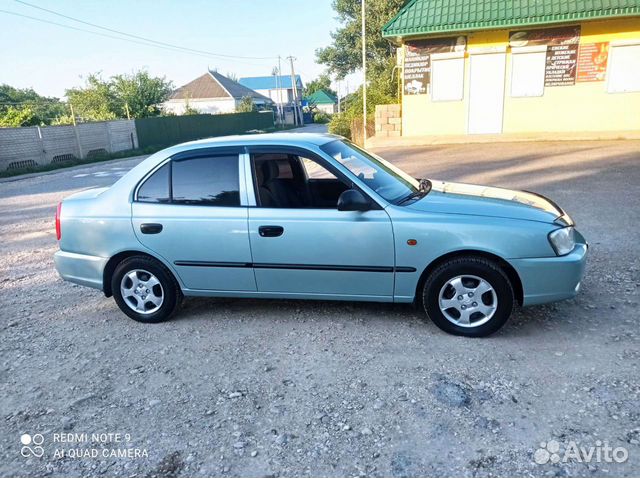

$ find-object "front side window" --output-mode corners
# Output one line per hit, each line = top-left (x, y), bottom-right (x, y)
(320, 140), (418, 203)
(172, 156), (240, 206)
(252, 152), (349, 208)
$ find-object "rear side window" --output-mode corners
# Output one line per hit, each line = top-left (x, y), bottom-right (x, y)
(172, 155), (240, 206)
(137, 163), (170, 203)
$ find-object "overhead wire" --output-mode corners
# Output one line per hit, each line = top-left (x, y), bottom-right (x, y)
(0, 8), (276, 67)
(14, 0), (278, 61)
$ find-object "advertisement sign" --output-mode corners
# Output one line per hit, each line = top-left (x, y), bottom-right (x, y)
(403, 36), (466, 95)
(545, 44), (579, 86)
(577, 42), (609, 82)
(509, 26), (580, 87)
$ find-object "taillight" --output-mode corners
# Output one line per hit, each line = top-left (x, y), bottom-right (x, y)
(55, 202), (62, 241)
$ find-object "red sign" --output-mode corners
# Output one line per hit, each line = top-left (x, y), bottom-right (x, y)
(577, 42), (609, 82)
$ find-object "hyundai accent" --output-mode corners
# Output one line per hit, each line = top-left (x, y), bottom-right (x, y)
(54, 133), (587, 337)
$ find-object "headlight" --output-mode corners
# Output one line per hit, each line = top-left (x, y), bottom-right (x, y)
(548, 227), (575, 256)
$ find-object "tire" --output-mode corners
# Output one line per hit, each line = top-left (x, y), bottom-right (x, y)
(421, 256), (514, 337)
(111, 255), (182, 323)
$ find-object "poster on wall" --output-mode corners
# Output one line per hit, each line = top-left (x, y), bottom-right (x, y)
(509, 26), (580, 87)
(577, 42), (609, 82)
(403, 36), (466, 95)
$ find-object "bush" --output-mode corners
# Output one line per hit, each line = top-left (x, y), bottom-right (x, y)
(328, 113), (352, 139)
(313, 112), (331, 124)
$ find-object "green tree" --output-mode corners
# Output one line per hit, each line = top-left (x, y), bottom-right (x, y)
(317, 0), (405, 138)
(65, 74), (120, 121)
(0, 84), (66, 126)
(66, 70), (173, 121)
(316, 0), (406, 80)
(304, 74), (336, 97)
(112, 71), (173, 118)
(237, 96), (256, 113)
(0, 105), (38, 127)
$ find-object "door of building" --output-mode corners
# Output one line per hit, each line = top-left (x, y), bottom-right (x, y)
(468, 49), (506, 134)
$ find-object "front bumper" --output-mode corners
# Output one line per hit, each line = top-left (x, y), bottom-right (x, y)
(509, 240), (588, 307)
(54, 251), (107, 290)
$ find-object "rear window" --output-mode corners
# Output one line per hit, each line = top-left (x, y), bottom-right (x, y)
(172, 155), (240, 206)
(137, 163), (170, 203)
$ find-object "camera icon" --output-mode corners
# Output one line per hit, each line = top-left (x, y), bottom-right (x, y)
(20, 433), (44, 458)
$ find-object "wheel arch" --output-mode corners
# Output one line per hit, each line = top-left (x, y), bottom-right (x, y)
(414, 250), (523, 307)
(103, 250), (180, 297)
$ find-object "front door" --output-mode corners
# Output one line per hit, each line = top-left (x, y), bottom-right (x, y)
(468, 50), (506, 134)
(132, 148), (256, 292)
(246, 147), (395, 298)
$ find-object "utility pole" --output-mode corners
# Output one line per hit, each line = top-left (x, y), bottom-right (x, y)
(69, 102), (77, 126)
(277, 55), (284, 125)
(361, 0), (367, 143)
(273, 67), (281, 125)
(69, 102), (83, 159)
(287, 56), (302, 126)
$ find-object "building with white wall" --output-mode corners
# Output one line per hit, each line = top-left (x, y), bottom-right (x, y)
(239, 75), (303, 106)
(163, 71), (273, 115)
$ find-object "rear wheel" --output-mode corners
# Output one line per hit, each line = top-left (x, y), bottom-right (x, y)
(422, 256), (514, 337)
(111, 256), (181, 323)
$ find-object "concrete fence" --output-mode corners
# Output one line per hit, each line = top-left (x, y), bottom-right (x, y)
(0, 120), (138, 171)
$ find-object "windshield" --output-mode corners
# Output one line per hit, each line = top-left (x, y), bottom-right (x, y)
(320, 140), (419, 203)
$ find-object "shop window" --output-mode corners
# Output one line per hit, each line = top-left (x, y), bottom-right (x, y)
(431, 52), (465, 101)
(510, 46), (546, 97)
(607, 42), (640, 93)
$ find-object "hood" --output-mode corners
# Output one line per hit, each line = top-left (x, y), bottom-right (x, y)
(406, 180), (569, 224)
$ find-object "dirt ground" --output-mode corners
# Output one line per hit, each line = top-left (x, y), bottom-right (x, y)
(1, 140), (639, 477)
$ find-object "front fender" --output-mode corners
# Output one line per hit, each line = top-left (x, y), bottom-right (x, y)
(388, 208), (556, 300)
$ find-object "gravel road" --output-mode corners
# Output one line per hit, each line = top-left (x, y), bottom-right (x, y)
(1, 140), (639, 477)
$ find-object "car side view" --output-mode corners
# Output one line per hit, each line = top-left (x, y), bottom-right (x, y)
(54, 133), (587, 337)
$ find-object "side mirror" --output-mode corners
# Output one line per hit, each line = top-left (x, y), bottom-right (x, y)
(337, 189), (371, 212)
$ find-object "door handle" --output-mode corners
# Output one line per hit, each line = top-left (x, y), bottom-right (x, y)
(258, 225), (284, 237)
(140, 223), (163, 234)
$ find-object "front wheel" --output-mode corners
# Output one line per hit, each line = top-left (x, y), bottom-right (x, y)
(422, 256), (514, 337)
(111, 256), (181, 323)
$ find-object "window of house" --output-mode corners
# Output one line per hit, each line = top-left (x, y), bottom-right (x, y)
(172, 155), (240, 206)
(607, 42), (640, 93)
(137, 163), (170, 203)
(510, 46), (547, 97)
(431, 52), (465, 101)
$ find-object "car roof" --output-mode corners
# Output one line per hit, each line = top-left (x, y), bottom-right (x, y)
(179, 132), (341, 149)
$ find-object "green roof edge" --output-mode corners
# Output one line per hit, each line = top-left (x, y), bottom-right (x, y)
(382, 6), (640, 39)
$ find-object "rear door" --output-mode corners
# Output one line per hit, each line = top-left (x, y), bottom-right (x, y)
(132, 148), (256, 292)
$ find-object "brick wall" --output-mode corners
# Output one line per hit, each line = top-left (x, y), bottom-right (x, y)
(0, 120), (138, 170)
(374, 104), (402, 138)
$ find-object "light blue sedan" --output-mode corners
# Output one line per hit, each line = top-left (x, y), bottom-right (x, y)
(54, 133), (587, 337)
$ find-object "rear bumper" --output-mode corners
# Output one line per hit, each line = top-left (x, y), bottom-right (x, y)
(510, 241), (588, 307)
(54, 250), (107, 290)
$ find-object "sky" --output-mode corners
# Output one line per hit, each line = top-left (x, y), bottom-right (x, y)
(0, 0), (360, 98)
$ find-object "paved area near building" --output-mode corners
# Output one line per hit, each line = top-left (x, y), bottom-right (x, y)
(1, 139), (639, 477)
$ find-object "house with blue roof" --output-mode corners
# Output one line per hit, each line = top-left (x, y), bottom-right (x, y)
(239, 75), (303, 107)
